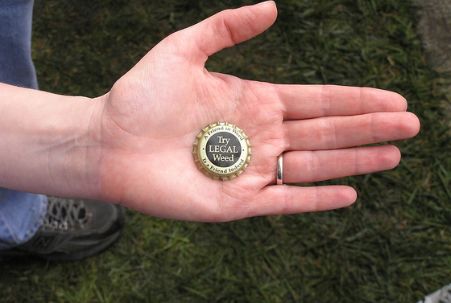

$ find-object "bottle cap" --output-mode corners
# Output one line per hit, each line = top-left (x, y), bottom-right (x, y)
(193, 122), (251, 180)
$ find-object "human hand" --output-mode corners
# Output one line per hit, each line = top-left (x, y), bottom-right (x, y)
(92, 1), (420, 221)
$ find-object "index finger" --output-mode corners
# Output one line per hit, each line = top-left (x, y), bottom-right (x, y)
(276, 84), (407, 120)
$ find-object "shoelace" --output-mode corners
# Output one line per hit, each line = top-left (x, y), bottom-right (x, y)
(42, 199), (89, 232)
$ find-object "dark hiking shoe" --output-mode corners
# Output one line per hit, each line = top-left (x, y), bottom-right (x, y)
(0, 197), (124, 261)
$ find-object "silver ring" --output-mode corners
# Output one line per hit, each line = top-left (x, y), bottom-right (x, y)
(276, 153), (283, 185)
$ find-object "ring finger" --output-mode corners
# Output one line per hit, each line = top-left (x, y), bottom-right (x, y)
(283, 145), (401, 183)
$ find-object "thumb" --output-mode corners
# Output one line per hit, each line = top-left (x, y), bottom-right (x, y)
(169, 1), (277, 64)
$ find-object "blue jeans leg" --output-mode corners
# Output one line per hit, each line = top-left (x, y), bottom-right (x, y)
(0, 0), (47, 250)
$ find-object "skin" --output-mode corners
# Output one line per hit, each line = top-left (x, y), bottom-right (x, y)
(0, 1), (420, 222)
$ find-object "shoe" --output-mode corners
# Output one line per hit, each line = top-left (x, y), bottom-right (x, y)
(0, 197), (124, 261)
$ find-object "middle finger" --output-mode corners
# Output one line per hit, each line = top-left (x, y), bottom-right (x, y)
(284, 112), (419, 150)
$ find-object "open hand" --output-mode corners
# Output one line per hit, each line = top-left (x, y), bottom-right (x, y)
(93, 1), (420, 221)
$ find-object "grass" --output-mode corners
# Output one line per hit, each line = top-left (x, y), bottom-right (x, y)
(1, 0), (450, 302)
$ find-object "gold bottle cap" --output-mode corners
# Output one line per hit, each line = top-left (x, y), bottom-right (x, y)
(193, 122), (251, 180)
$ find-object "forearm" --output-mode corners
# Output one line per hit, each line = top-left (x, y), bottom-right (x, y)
(0, 83), (102, 199)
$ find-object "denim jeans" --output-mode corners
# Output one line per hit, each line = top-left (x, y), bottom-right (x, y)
(0, 0), (47, 250)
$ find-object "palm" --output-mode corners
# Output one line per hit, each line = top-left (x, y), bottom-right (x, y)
(95, 2), (419, 221)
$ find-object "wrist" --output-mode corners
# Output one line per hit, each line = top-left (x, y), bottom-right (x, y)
(0, 83), (104, 199)
(49, 95), (105, 199)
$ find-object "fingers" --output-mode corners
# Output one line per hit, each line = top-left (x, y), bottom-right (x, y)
(284, 112), (420, 150)
(276, 84), (407, 120)
(284, 145), (400, 183)
(249, 185), (357, 216)
(169, 1), (277, 64)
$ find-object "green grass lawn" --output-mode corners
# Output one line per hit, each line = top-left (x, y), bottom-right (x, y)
(1, 0), (450, 302)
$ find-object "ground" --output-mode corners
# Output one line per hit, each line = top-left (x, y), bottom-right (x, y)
(0, 0), (450, 302)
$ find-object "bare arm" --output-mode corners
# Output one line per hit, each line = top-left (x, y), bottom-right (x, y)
(0, 83), (101, 198)
(0, 2), (420, 221)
